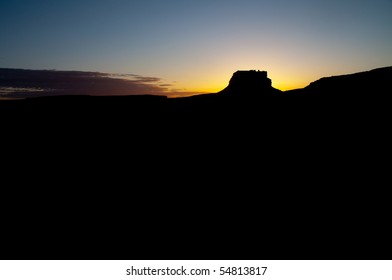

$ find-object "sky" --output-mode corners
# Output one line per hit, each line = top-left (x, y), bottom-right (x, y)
(1, 0), (392, 96)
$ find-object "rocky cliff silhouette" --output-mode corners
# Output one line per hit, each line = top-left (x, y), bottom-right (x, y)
(219, 70), (281, 96)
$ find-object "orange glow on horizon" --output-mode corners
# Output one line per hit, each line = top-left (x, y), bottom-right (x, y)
(169, 77), (310, 96)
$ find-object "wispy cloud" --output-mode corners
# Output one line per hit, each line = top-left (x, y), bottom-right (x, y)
(0, 68), (199, 98)
(0, 87), (46, 94)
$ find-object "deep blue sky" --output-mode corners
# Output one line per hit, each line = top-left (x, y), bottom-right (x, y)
(1, 0), (392, 93)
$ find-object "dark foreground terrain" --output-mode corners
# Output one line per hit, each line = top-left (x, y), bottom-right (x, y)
(1, 67), (391, 260)
(2, 67), (390, 159)
(2, 67), (390, 138)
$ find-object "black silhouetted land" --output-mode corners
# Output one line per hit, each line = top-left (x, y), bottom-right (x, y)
(1, 66), (391, 260)
(2, 66), (390, 117)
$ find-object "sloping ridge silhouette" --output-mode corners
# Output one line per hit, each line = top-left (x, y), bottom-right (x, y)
(286, 66), (392, 97)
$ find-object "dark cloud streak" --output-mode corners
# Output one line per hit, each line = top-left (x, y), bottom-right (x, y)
(0, 68), (179, 98)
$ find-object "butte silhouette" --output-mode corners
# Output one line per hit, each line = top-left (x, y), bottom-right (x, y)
(219, 70), (281, 96)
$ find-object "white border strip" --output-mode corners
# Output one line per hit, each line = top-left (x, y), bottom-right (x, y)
(0, 260), (391, 280)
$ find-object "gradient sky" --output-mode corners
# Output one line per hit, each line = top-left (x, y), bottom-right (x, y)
(1, 0), (392, 95)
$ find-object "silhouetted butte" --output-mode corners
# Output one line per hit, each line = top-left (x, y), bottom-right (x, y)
(219, 70), (281, 96)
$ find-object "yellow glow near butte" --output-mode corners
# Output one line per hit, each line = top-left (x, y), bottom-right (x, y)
(168, 68), (311, 95)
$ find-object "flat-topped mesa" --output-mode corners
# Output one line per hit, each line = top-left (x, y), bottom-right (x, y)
(219, 70), (280, 96)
